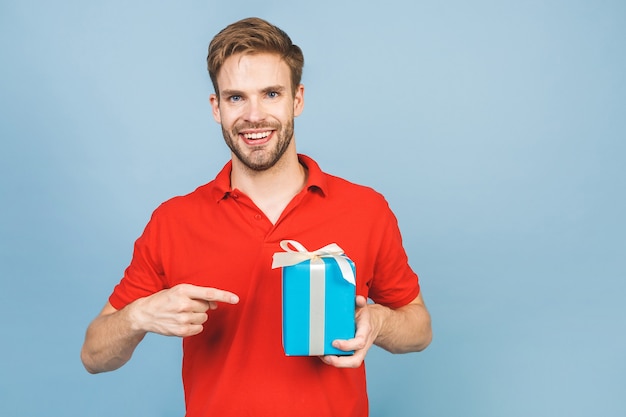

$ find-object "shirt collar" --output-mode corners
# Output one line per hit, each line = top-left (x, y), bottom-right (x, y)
(209, 154), (328, 202)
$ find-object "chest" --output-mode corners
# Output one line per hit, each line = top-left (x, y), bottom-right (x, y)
(156, 199), (378, 299)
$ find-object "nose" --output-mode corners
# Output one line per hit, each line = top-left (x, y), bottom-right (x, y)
(243, 97), (266, 123)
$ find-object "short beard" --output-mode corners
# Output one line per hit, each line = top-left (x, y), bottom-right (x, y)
(222, 119), (294, 172)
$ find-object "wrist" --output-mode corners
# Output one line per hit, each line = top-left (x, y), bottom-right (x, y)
(124, 299), (149, 336)
(367, 303), (391, 343)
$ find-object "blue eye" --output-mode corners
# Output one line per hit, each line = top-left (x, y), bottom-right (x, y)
(229, 95), (242, 102)
(267, 91), (278, 98)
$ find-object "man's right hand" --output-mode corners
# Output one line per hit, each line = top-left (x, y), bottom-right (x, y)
(129, 284), (240, 337)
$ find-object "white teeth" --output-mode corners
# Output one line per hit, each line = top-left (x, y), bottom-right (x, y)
(243, 131), (271, 140)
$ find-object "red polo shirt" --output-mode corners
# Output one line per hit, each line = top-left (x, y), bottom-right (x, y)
(110, 154), (420, 417)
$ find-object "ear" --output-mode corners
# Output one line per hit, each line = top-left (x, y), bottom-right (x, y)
(209, 93), (221, 123)
(293, 84), (305, 117)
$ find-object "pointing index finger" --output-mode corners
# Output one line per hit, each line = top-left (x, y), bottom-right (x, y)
(204, 287), (239, 304)
(183, 284), (239, 304)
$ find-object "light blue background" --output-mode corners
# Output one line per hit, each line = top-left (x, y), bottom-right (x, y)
(1, 1), (624, 416)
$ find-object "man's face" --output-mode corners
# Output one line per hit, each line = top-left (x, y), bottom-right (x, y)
(210, 53), (304, 172)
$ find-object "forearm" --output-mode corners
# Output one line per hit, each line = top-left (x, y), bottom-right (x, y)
(370, 298), (432, 354)
(81, 304), (146, 374)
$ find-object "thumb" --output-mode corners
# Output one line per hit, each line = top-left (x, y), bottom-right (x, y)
(355, 295), (367, 308)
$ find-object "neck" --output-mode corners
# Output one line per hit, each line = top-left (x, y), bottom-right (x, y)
(230, 148), (307, 224)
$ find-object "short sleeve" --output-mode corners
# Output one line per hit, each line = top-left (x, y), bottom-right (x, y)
(367, 200), (420, 309)
(109, 208), (169, 309)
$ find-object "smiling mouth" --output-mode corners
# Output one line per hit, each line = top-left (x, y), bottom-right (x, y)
(242, 131), (272, 140)
(239, 129), (275, 146)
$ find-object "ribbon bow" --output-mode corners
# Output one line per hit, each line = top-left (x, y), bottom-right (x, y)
(272, 240), (356, 285)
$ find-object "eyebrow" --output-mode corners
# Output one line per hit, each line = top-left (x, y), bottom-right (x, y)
(262, 85), (287, 94)
(220, 89), (244, 98)
(220, 85), (287, 97)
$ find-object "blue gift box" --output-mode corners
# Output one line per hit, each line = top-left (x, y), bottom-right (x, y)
(272, 240), (356, 356)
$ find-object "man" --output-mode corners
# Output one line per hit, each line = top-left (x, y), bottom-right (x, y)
(81, 17), (432, 416)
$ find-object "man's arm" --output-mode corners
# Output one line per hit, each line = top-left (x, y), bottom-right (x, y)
(321, 293), (432, 368)
(80, 302), (146, 374)
(81, 284), (239, 374)
(369, 293), (432, 353)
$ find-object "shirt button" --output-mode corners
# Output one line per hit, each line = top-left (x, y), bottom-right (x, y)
(254, 214), (262, 220)
(231, 193), (239, 199)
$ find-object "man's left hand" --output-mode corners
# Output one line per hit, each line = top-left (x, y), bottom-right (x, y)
(320, 295), (386, 368)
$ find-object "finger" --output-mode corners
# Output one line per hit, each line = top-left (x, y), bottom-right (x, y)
(319, 355), (332, 365)
(181, 324), (205, 337)
(171, 312), (209, 337)
(188, 311), (209, 325)
(320, 352), (365, 369)
(355, 295), (367, 308)
(186, 299), (211, 313)
(331, 335), (366, 353)
(179, 284), (240, 304)
(200, 287), (240, 304)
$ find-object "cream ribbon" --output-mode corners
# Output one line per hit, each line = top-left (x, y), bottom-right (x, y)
(271, 240), (356, 285)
